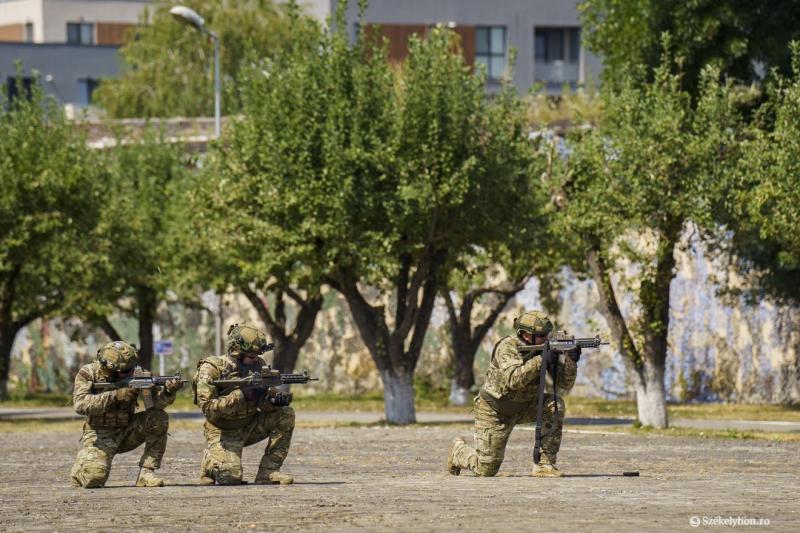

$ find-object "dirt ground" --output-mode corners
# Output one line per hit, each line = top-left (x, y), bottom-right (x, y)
(0, 419), (797, 532)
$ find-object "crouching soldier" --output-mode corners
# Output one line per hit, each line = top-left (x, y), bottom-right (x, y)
(194, 324), (295, 486)
(447, 311), (580, 478)
(70, 341), (183, 488)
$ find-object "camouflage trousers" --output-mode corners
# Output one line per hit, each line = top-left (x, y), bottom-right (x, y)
(201, 406), (295, 485)
(70, 409), (169, 488)
(451, 393), (565, 476)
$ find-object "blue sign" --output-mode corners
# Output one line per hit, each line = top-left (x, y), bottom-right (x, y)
(154, 340), (173, 355)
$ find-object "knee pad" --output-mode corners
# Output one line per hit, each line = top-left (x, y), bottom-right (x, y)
(73, 459), (110, 488)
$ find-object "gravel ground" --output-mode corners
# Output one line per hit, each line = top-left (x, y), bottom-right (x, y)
(0, 420), (797, 532)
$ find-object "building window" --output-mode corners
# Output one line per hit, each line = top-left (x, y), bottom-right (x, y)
(5, 76), (34, 102)
(77, 78), (100, 106)
(534, 27), (581, 90)
(67, 22), (94, 45)
(24, 22), (33, 43)
(476, 26), (506, 82)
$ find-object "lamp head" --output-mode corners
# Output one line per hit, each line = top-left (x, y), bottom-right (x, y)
(170, 5), (205, 31)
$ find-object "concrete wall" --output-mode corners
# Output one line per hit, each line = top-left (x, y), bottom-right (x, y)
(0, 42), (119, 105)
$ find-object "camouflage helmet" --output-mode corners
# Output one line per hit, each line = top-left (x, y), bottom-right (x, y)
(96, 341), (139, 372)
(513, 310), (553, 337)
(226, 324), (269, 358)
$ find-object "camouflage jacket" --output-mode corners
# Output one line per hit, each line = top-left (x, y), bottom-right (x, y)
(481, 335), (578, 403)
(73, 361), (176, 428)
(194, 355), (274, 428)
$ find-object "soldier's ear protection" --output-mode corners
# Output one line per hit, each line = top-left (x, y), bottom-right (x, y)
(227, 323), (238, 336)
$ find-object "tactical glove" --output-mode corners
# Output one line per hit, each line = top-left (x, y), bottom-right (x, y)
(268, 388), (293, 407)
(566, 346), (582, 363)
(164, 379), (184, 394)
(115, 387), (138, 403)
(243, 385), (266, 403)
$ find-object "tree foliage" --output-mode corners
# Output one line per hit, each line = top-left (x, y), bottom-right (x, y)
(94, 0), (299, 118)
(0, 77), (108, 397)
(580, 0), (800, 90)
(547, 48), (741, 426)
(203, 0), (535, 422)
(722, 43), (800, 303)
(88, 129), (190, 369)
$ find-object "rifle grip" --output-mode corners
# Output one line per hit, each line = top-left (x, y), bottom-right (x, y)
(141, 387), (155, 410)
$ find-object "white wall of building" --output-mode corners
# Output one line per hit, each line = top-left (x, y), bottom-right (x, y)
(41, 0), (147, 42)
(0, 0), (43, 41)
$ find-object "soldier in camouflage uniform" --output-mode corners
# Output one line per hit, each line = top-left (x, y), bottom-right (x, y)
(447, 311), (580, 478)
(194, 324), (295, 486)
(70, 341), (183, 488)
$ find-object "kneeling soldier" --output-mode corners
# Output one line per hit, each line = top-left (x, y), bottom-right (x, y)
(194, 324), (295, 486)
(447, 311), (579, 477)
(70, 341), (183, 488)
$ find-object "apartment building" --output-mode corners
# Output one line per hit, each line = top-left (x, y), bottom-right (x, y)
(1, 0), (601, 110)
(0, 0), (149, 110)
(305, 0), (602, 93)
(0, 0), (146, 45)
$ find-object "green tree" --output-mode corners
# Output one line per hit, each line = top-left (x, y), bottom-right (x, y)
(439, 89), (556, 404)
(725, 45), (800, 304)
(580, 0), (800, 90)
(215, 0), (536, 423)
(545, 54), (741, 427)
(87, 128), (190, 370)
(171, 6), (331, 372)
(0, 77), (109, 398)
(94, 0), (298, 118)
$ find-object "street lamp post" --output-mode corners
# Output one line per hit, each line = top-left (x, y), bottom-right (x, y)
(169, 5), (221, 137)
(170, 5), (223, 355)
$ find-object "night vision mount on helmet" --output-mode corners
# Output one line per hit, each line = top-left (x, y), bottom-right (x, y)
(226, 324), (273, 358)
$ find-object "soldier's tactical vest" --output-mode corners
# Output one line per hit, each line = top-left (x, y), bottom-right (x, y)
(81, 364), (137, 429)
(193, 355), (261, 429)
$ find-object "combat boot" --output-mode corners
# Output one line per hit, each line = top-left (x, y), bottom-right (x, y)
(198, 475), (215, 486)
(532, 463), (564, 478)
(254, 469), (294, 485)
(447, 437), (464, 475)
(136, 467), (165, 487)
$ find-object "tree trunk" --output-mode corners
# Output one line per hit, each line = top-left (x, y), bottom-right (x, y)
(98, 317), (122, 342)
(0, 323), (18, 400)
(242, 286), (323, 373)
(450, 345), (474, 406)
(137, 286), (157, 371)
(635, 231), (678, 429)
(442, 287), (520, 406)
(331, 252), (442, 424)
(585, 246), (671, 426)
(381, 368), (416, 424)
(632, 359), (668, 427)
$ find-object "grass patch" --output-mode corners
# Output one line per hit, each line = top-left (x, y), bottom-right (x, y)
(666, 402), (800, 422)
(0, 392), (73, 408)
(0, 419), (83, 433)
(4, 391), (799, 422)
(569, 424), (800, 443)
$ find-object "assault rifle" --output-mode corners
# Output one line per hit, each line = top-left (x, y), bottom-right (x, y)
(92, 367), (186, 409)
(520, 330), (608, 465)
(211, 366), (318, 390)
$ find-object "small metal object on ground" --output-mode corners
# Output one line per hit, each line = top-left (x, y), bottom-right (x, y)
(623, 471), (640, 477)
